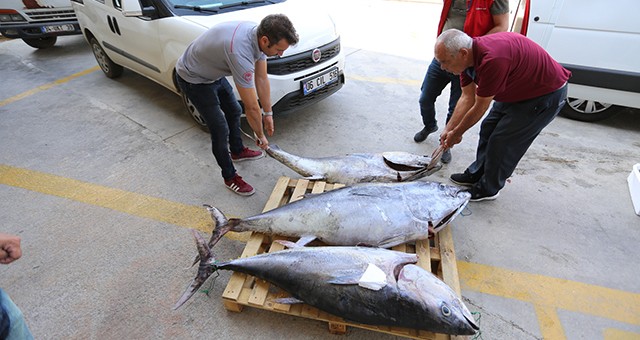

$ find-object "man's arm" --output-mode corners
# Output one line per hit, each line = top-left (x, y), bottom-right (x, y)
(235, 84), (269, 149)
(254, 59), (275, 137)
(0, 233), (22, 265)
(487, 0), (510, 34)
(441, 83), (494, 148)
(487, 12), (509, 34)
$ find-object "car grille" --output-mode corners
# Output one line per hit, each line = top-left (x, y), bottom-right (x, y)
(267, 37), (341, 76)
(23, 9), (77, 23)
(272, 72), (344, 114)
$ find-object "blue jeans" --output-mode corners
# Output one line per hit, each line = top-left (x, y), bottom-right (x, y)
(466, 85), (568, 195)
(418, 58), (462, 129)
(175, 75), (244, 180)
(0, 288), (33, 340)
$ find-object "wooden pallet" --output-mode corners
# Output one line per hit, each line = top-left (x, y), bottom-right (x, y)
(221, 176), (469, 340)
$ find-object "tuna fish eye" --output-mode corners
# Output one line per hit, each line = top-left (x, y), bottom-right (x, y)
(441, 304), (451, 316)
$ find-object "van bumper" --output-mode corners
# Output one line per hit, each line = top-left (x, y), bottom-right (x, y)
(0, 21), (81, 39)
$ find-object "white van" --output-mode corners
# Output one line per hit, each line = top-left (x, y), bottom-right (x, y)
(0, 0), (82, 48)
(510, 0), (640, 121)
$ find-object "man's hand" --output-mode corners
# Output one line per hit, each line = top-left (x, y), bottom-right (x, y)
(0, 233), (22, 265)
(440, 129), (463, 149)
(263, 115), (274, 136)
(256, 135), (269, 150)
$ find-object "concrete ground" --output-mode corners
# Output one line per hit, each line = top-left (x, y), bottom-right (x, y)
(1, 1), (639, 339)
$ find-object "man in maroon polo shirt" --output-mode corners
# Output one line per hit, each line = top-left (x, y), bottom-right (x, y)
(435, 29), (571, 201)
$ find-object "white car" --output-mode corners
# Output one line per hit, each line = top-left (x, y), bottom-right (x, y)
(70, 0), (345, 128)
(509, 0), (640, 121)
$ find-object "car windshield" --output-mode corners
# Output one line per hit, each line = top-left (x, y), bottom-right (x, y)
(168, 0), (278, 11)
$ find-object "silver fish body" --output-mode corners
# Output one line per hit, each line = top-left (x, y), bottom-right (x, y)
(205, 181), (470, 250)
(176, 236), (479, 335)
(266, 144), (442, 185)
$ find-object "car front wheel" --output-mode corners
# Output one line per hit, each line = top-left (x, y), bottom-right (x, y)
(560, 97), (621, 122)
(180, 93), (209, 132)
(90, 37), (123, 78)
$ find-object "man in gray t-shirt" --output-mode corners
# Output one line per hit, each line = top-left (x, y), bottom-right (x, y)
(175, 14), (299, 196)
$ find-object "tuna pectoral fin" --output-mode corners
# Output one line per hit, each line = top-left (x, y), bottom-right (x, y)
(327, 272), (364, 285)
(174, 230), (217, 310)
(377, 235), (410, 248)
(275, 235), (316, 249)
(272, 297), (305, 305)
(295, 235), (316, 247)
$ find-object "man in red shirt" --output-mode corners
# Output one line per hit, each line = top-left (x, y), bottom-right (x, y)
(436, 29), (571, 201)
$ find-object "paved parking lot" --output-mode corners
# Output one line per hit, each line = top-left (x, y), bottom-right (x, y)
(1, 1), (639, 339)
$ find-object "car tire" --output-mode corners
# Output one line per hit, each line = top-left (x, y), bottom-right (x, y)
(180, 92), (209, 132)
(90, 37), (123, 79)
(22, 36), (57, 49)
(560, 97), (622, 122)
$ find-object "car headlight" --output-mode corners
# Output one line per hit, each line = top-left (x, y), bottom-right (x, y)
(0, 10), (26, 22)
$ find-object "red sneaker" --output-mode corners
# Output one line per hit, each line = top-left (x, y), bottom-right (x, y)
(224, 174), (255, 196)
(231, 147), (264, 162)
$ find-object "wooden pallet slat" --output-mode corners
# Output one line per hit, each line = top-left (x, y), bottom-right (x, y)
(220, 176), (466, 340)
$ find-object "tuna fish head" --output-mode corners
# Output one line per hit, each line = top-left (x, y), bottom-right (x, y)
(405, 182), (471, 234)
(397, 264), (479, 335)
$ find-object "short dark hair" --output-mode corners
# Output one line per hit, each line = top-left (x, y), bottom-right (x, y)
(257, 14), (299, 47)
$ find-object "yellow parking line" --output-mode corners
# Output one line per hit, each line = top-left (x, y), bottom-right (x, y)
(603, 328), (640, 340)
(2, 163), (640, 336)
(0, 66), (100, 107)
(0, 164), (211, 232)
(459, 261), (640, 336)
(348, 74), (421, 87)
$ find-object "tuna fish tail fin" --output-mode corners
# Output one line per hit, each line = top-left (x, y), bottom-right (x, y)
(191, 205), (236, 266)
(204, 204), (237, 247)
(174, 229), (217, 310)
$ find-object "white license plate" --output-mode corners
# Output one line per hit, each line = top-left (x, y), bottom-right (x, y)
(41, 24), (75, 33)
(302, 67), (339, 95)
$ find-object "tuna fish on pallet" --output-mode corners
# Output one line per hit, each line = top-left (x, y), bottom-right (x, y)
(266, 144), (442, 185)
(203, 180), (471, 252)
(175, 230), (479, 336)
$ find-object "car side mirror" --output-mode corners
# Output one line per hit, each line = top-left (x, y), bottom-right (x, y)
(122, 0), (143, 17)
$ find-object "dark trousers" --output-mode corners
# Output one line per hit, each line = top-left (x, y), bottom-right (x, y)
(175, 75), (244, 180)
(466, 85), (568, 195)
(418, 58), (462, 128)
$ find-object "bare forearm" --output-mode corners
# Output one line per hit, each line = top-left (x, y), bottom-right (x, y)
(453, 100), (492, 135)
(255, 77), (272, 112)
(245, 107), (264, 139)
(446, 93), (475, 132)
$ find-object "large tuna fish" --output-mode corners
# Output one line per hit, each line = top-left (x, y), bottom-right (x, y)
(265, 144), (442, 185)
(204, 181), (470, 250)
(175, 231), (479, 336)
